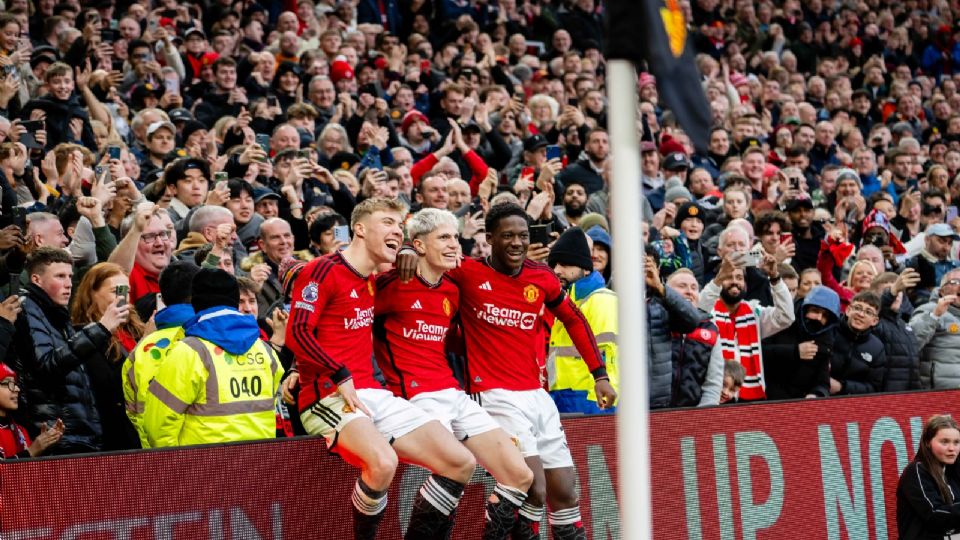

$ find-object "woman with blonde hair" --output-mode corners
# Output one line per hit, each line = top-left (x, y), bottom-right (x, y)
(71, 262), (146, 450)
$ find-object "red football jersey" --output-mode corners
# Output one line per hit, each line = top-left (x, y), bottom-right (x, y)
(373, 270), (461, 398)
(446, 257), (606, 393)
(286, 251), (380, 412)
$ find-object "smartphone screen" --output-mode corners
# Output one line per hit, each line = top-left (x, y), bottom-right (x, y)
(334, 225), (350, 244)
(948, 206), (959, 223)
(545, 145), (562, 161)
(107, 146), (121, 160)
(255, 134), (270, 161)
(214, 171), (229, 183)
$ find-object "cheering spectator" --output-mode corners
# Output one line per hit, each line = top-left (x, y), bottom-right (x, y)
(829, 291), (886, 395)
(871, 270), (923, 392)
(665, 269), (724, 407)
(698, 252), (795, 401)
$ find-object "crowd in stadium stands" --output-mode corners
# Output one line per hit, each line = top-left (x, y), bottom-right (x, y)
(0, 0), (950, 461)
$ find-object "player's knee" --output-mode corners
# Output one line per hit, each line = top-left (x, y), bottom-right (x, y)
(512, 462), (535, 491)
(547, 488), (579, 510)
(452, 449), (478, 483)
(526, 483), (546, 506)
(368, 449), (399, 485)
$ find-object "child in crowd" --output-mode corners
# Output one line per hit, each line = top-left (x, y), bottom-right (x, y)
(719, 360), (746, 404)
(0, 363), (63, 458)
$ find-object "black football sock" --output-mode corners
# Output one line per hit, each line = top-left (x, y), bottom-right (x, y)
(511, 502), (543, 540)
(404, 474), (465, 540)
(548, 507), (586, 540)
(483, 483), (528, 540)
(352, 478), (388, 540)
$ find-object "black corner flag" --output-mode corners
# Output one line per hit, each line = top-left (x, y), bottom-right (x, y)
(606, 0), (713, 154)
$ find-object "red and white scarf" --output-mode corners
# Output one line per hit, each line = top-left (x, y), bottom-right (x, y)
(712, 299), (766, 400)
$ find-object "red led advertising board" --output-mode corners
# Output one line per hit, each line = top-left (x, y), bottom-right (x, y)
(3, 390), (957, 539)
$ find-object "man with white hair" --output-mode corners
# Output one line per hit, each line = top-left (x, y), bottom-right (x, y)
(710, 225), (776, 307)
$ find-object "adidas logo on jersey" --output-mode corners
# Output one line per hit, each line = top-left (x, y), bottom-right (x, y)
(350, 290), (359, 299)
(410, 300), (423, 309)
(479, 281), (493, 291)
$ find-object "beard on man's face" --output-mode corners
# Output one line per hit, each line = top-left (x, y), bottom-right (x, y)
(565, 200), (585, 218)
(720, 283), (744, 304)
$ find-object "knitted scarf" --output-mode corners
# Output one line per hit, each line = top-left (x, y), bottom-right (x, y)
(712, 299), (765, 400)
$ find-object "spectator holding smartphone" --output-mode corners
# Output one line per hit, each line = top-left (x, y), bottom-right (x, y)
(13, 248), (131, 454)
(70, 262), (144, 450)
(0, 362), (64, 458)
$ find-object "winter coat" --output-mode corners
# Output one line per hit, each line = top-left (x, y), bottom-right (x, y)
(194, 91), (245, 129)
(911, 295), (960, 389)
(13, 283), (112, 453)
(830, 318), (886, 394)
(897, 460), (960, 539)
(670, 314), (724, 407)
(648, 287), (705, 409)
(763, 286), (840, 399)
(20, 93), (96, 151)
(875, 290), (922, 392)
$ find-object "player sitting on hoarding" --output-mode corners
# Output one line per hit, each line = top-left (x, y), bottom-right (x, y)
(397, 202), (616, 540)
(373, 208), (534, 539)
(284, 198), (477, 540)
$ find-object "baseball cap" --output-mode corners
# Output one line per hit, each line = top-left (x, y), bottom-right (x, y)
(640, 141), (657, 153)
(330, 59), (355, 83)
(524, 134), (549, 153)
(663, 152), (689, 171)
(146, 121), (176, 139)
(184, 27), (206, 39)
(168, 108), (193, 123)
(925, 223), (960, 240)
(253, 188), (281, 204)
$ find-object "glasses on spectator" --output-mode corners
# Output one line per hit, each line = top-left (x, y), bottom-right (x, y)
(140, 230), (173, 243)
(847, 304), (878, 318)
(945, 279), (960, 287)
(0, 379), (18, 391)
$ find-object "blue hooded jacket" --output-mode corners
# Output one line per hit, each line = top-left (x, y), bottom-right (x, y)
(153, 304), (195, 331)
(800, 285), (841, 336)
(183, 307), (261, 355)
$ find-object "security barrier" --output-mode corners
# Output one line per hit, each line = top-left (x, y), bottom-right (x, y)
(1, 415), (620, 540)
(4, 390), (958, 539)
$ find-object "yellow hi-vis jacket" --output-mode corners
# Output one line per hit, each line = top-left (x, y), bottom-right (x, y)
(142, 336), (284, 447)
(122, 325), (186, 448)
(548, 286), (618, 402)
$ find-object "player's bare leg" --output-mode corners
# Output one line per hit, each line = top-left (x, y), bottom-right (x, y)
(545, 467), (586, 540)
(463, 429), (535, 540)
(394, 420), (477, 540)
(337, 417), (400, 540)
(512, 456), (547, 540)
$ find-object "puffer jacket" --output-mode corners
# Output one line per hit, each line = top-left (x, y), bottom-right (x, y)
(831, 317), (886, 394)
(670, 315), (722, 407)
(648, 287), (705, 409)
(13, 283), (111, 453)
(763, 286), (840, 399)
(911, 294), (960, 389)
(875, 290), (922, 392)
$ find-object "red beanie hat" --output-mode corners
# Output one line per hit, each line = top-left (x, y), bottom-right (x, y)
(330, 59), (355, 84)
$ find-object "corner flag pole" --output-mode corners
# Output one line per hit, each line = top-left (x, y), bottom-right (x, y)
(608, 59), (652, 539)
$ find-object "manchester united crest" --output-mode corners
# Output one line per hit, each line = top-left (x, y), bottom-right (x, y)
(523, 285), (540, 303)
(442, 297), (452, 316)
